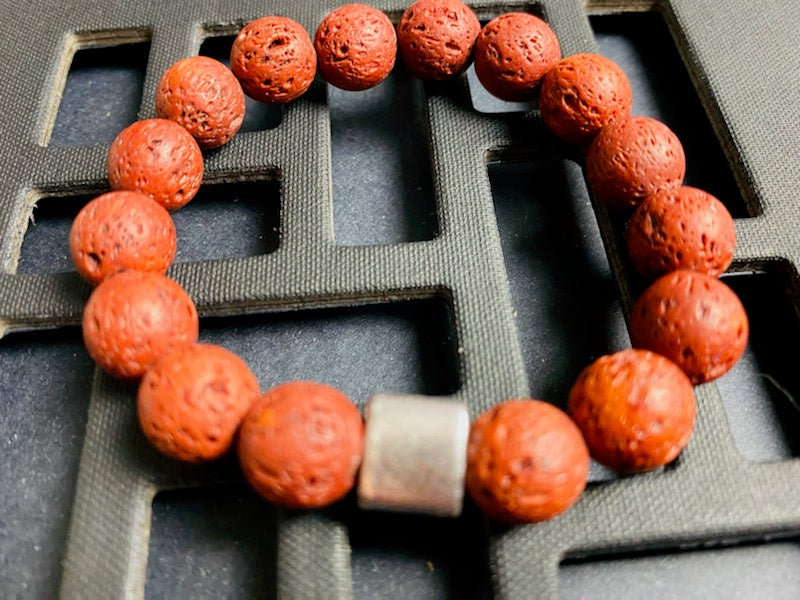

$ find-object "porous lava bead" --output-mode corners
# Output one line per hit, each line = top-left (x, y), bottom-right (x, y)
(230, 16), (317, 104)
(238, 381), (364, 509)
(568, 349), (696, 473)
(465, 399), (589, 523)
(82, 270), (199, 379)
(586, 116), (686, 210)
(69, 190), (176, 286)
(540, 53), (633, 145)
(314, 4), (396, 91)
(107, 119), (203, 211)
(155, 56), (246, 149)
(137, 344), (261, 462)
(396, 0), (480, 81)
(629, 270), (749, 384)
(626, 186), (736, 279)
(473, 13), (561, 102)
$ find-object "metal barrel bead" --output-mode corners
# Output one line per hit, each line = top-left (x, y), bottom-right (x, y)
(358, 394), (470, 517)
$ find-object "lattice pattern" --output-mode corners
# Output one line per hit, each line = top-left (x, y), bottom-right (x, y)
(0, 1), (799, 598)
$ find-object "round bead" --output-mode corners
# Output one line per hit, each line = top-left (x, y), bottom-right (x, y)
(230, 16), (317, 104)
(314, 4), (397, 91)
(82, 270), (199, 379)
(238, 381), (364, 509)
(540, 53), (632, 145)
(396, 0), (480, 81)
(629, 270), (749, 384)
(568, 349), (696, 472)
(137, 343), (261, 462)
(69, 190), (176, 286)
(473, 13), (561, 102)
(155, 56), (246, 149)
(465, 399), (589, 523)
(586, 116), (686, 210)
(626, 186), (736, 279)
(107, 119), (203, 211)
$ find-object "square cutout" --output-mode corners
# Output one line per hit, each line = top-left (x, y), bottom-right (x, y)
(329, 67), (438, 246)
(146, 485), (277, 599)
(172, 178), (281, 263)
(198, 34), (282, 133)
(48, 33), (150, 147)
(347, 506), (491, 599)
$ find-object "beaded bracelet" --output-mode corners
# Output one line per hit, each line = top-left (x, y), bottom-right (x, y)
(70, 0), (748, 526)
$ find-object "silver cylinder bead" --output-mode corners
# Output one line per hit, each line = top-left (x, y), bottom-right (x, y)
(357, 394), (470, 517)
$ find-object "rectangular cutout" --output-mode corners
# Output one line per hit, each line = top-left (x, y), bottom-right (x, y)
(560, 539), (800, 599)
(716, 268), (800, 462)
(591, 12), (753, 218)
(172, 178), (281, 263)
(0, 328), (94, 597)
(489, 159), (629, 483)
(346, 506), (492, 599)
(198, 34), (282, 132)
(199, 296), (460, 407)
(16, 177), (279, 275)
(48, 32), (150, 147)
(329, 67), (438, 246)
(146, 485), (278, 599)
(17, 190), (103, 275)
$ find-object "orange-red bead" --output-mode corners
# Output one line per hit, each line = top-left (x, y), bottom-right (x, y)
(138, 343), (260, 462)
(155, 56), (245, 149)
(238, 381), (364, 508)
(466, 399), (589, 523)
(630, 270), (749, 384)
(107, 119), (203, 210)
(230, 16), (317, 104)
(569, 349), (696, 472)
(540, 53), (632, 145)
(69, 190), (176, 286)
(82, 270), (199, 379)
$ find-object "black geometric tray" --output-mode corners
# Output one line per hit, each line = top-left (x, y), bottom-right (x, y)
(1, 1), (799, 598)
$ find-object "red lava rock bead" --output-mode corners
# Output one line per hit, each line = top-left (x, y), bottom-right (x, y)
(473, 13), (561, 102)
(238, 381), (364, 509)
(155, 56), (246, 149)
(314, 4), (397, 91)
(465, 399), (589, 523)
(626, 186), (736, 279)
(540, 53), (633, 145)
(586, 116), (686, 210)
(137, 343), (261, 462)
(107, 119), (203, 211)
(396, 0), (480, 81)
(230, 16), (317, 104)
(568, 349), (696, 473)
(629, 270), (749, 384)
(82, 270), (199, 379)
(69, 190), (176, 286)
